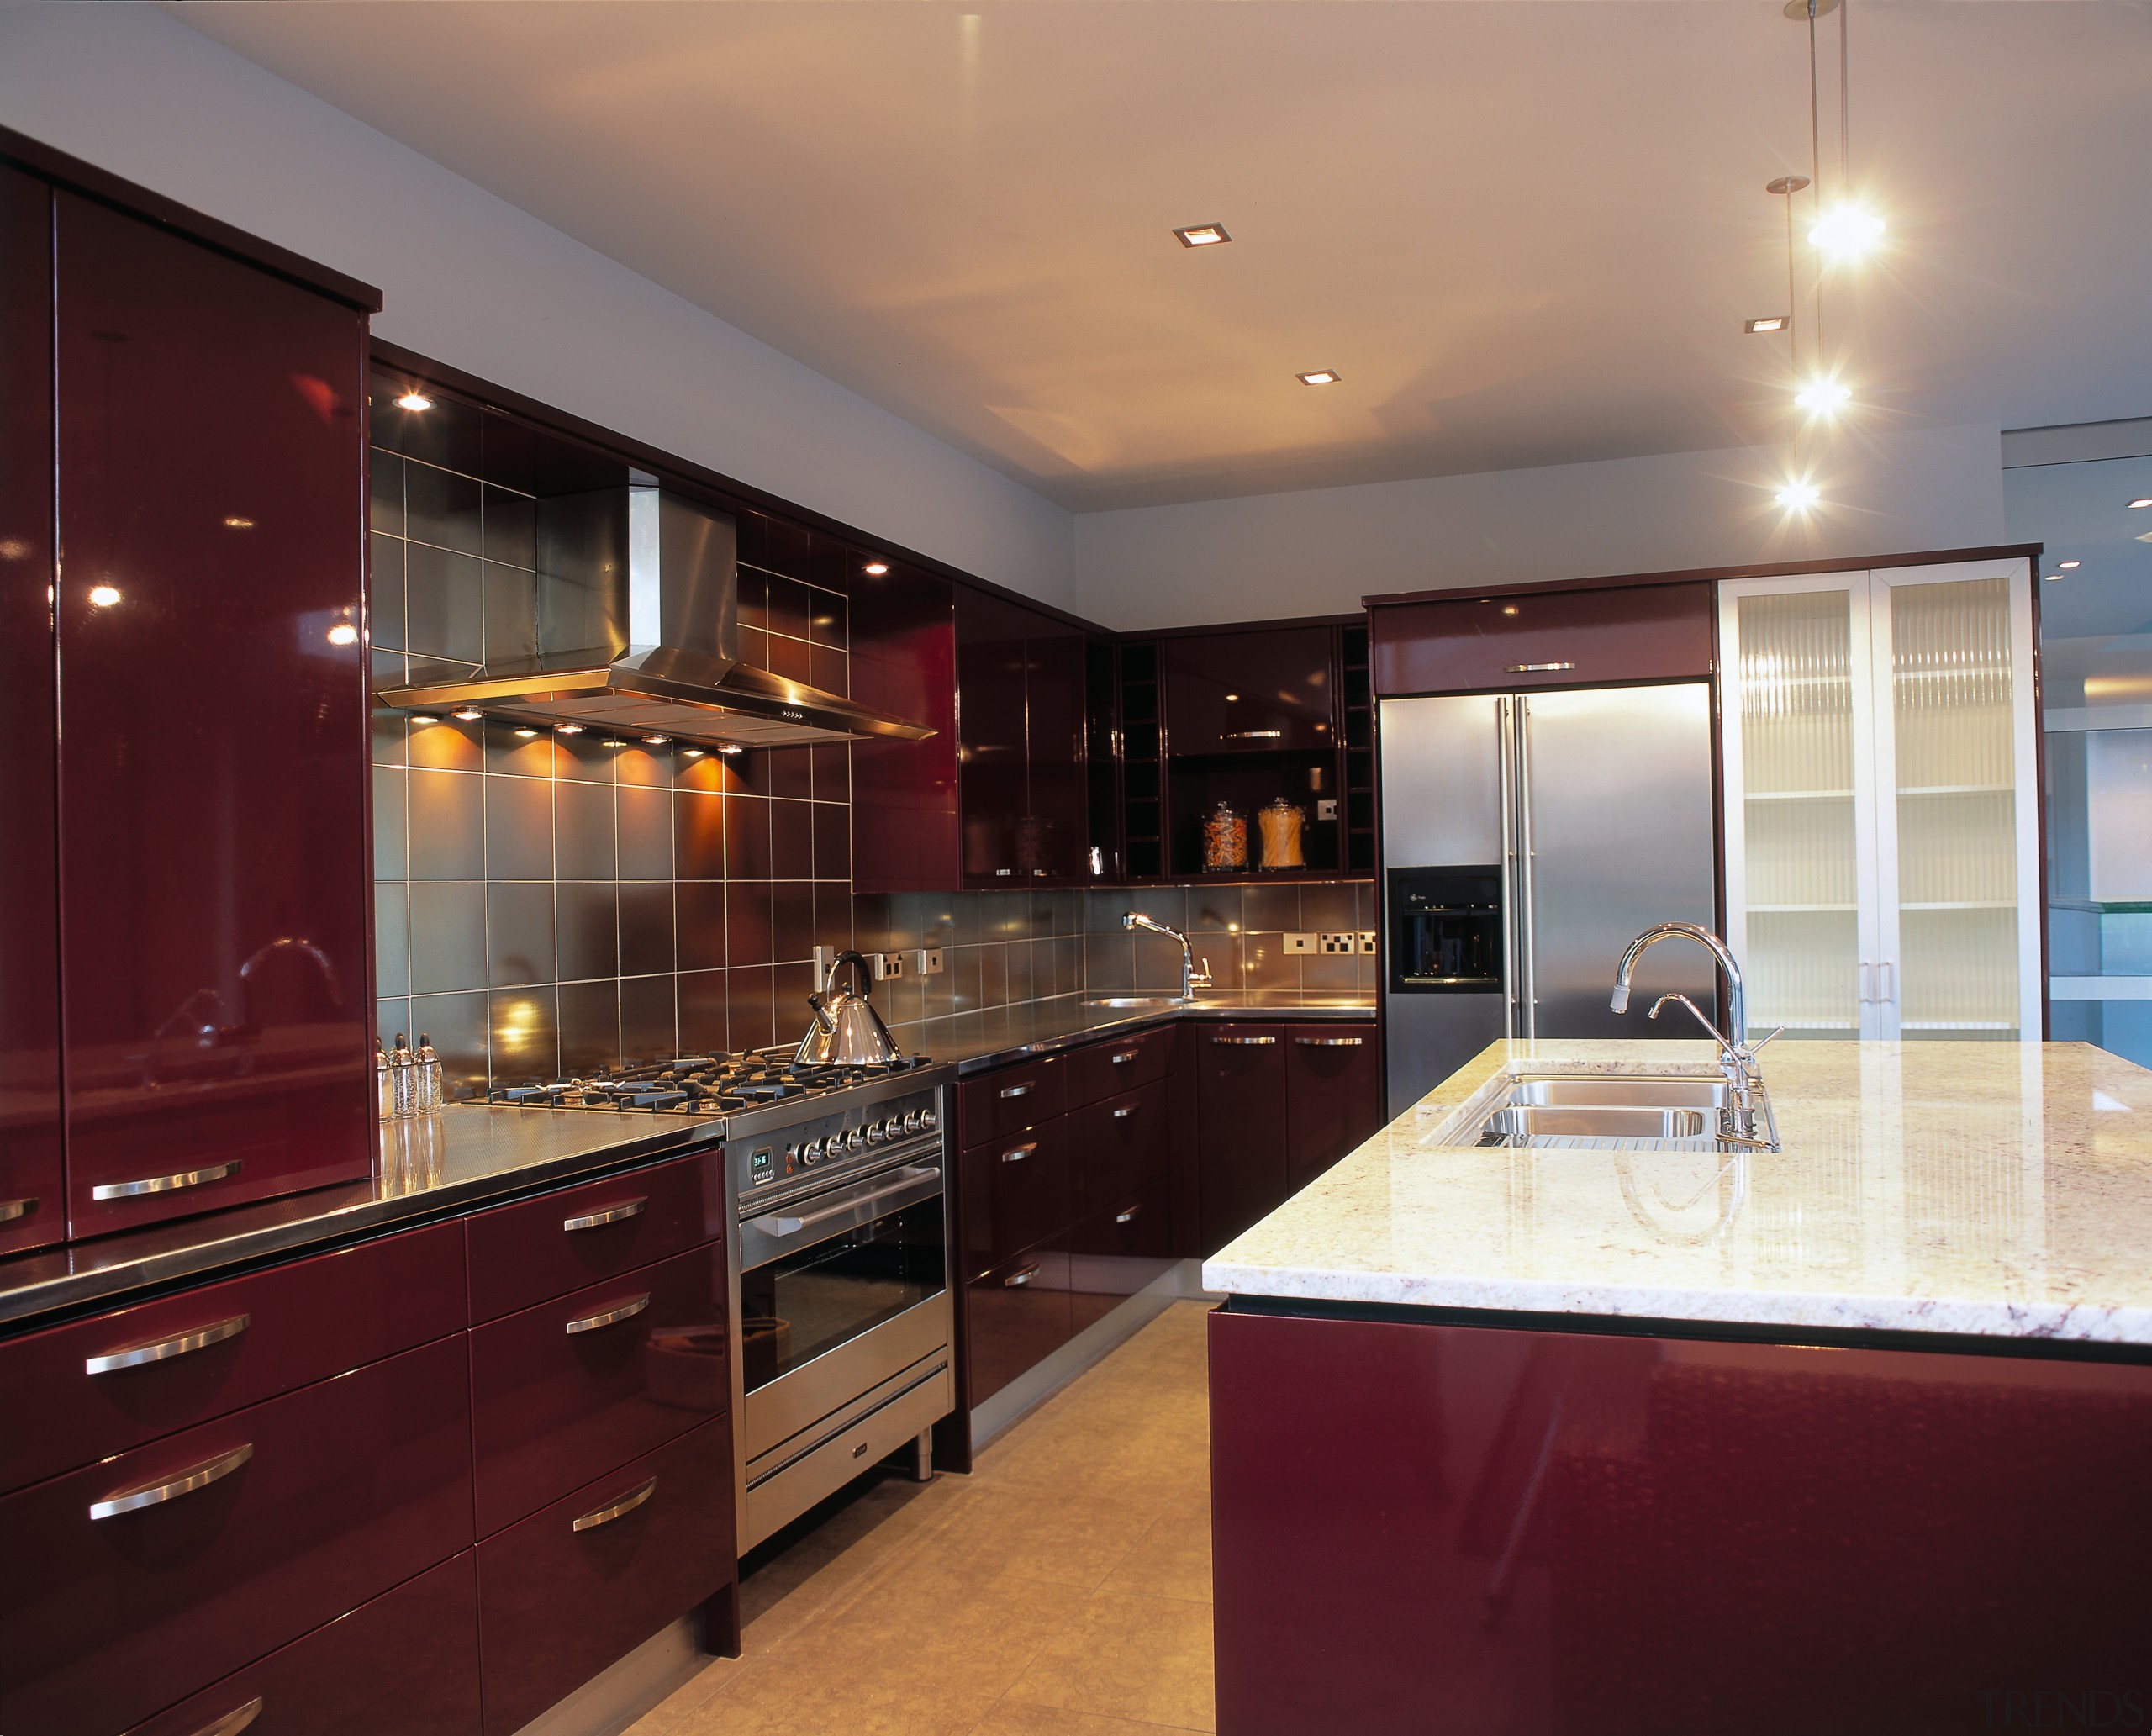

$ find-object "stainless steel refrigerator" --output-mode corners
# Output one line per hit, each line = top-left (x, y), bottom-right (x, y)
(1379, 684), (1719, 1117)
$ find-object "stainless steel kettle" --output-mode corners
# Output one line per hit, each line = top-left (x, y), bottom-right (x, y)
(791, 951), (902, 1067)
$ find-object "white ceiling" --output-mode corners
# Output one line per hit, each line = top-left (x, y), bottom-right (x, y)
(173, 1), (2152, 513)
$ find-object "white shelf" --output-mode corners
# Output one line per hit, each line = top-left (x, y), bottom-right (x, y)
(1900, 1020), (2017, 1032)
(1897, 784), (2015, 797)
(1748, 903), (1858, 914)
(1899, 901), (2017, 911)
(1745, 789), (1854, 802)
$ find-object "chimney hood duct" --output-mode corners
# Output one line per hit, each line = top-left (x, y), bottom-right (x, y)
(375, 485), (932, 748)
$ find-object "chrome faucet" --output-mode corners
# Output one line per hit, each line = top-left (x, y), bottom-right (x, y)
(1611, 923), (1780, 1148)
(1124, 913), (1212, 1002)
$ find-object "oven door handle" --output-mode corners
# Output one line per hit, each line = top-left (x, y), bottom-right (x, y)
(743, 1164), (942, 1243)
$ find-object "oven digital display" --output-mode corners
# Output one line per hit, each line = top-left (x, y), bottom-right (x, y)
(749, 1147), (775, 1185)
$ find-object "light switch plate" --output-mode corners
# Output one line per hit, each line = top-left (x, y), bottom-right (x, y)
(1284, 932), (1317, 955)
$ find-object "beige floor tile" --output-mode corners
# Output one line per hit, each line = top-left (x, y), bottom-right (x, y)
(968, 1704), (1199, 1735)
(904, 1483), (1158, 1591)
(1002, 1590), (1217, 1733)
(1100, 1498), (1213, 1604)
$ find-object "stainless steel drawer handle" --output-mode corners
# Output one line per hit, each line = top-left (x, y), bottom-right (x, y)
(1295, 1037), (1366, 1047)
(1221, 729), (1284, 741)
(0, 1195), (34, 1223)
(87, 1312), (251, 1375)
(1505, 662), (1575, 673)
(90, 1442), (253, 1521)
(1000, 1142), (1037, 1164)
(91, 1159), (242, 1203)
(999, 1083), (1031, 1099)
(572, 1475), (657, 1533)
(562, 1196), (646, 1232)
(1109, 1051), (1138, 1064)
(1115, 1205), (1142, 1225)
(187, 1697), (264, 1736)
(1003, 1264), (1042, 1288)
(564, 1293), (651, 1336)
(1211, 1035), (1278, 1047)
(1112, 1105), (1138, 1119)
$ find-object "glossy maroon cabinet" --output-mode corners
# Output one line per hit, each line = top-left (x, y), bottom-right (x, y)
(1069, 1025), (1175, 1101)
(1025, 621), (1090, 883)
(957, 1055), (1068, 1144)
(1164, 626), (1336, 754)
(124, 1552), (483, 1736)
(965, 1244), (1073, 1406)
(477, 1415), (736, 1736)
(0, 1220), (465, 1495)
(54, 190), (372, 1237)
(1073, 1079), (1170, 1216)
(1069, 1180), (1173, 1333)
(1196, 1026), (1290, 1253)
(971, 1116), (1073, 1269)
(1211, 1307), (2152, 1736)
(464, 1147), (720, 1322)
(849, 560), (959, 895)
(1370, 581), (1716, 697)
(0, 165), (61, 1256)
(470, 1241), (730, 1537)
(1283, 1023), (1380, 1189)
(0, 1333), (473, 1736)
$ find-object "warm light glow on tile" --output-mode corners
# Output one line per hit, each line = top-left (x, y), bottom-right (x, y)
(1295, 370), (1342, 387)
(326, 622), (359, 646)
(1173, 224), (1231, 248)
(88, 585), (121, 608)
(395, 392), (434, 412)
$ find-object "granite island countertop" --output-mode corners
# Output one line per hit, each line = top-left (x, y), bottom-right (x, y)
(1203, 1038), (2152, 1352)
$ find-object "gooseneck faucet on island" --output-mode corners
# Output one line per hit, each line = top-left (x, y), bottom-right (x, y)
(1123, 912), (1213, 1003)
(1611, 921), (1782, 1149)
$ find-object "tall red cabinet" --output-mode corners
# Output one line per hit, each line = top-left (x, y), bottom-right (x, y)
(2, 132), (380, 1243)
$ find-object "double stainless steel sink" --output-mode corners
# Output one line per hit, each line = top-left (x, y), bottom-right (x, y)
(1477, 1072), (1739, 1148)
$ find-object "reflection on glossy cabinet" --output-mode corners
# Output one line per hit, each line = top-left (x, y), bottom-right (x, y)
(54, 190), (372, 1237)
(1196, 1026), (1291, 1254)
(1284, 1024), (1380, 1190)
(1165, 627), (1336, 754)
(1211, 1306), (2152, 1736)
(0, 164), (61, 1255)
(956, 590), (1091, 888)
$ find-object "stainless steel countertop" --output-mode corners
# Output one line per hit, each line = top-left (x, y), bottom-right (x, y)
(887, 991), (1376, 1075)
(0, 1105), (722, 1331)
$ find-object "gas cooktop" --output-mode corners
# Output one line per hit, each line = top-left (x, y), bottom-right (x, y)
(486, 1047), (935, 1116)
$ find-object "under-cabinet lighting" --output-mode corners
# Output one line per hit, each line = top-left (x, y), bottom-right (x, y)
(719, 745), (745, 756)
(326, 623), (359, 646)
(643, 735), (670, 746)
(453, 709), (483, 721)
(556, 724), (583, 735)
(514, 728), (539, 739)
(1173, 224), (1231, 248)
(1295, 370), (1342, 387)
(862, 562), (889, 576)
(1225, 694), (1240, 702)
(411, 715), (439, 725)
(684, 749), (705, 758)
(1744, 316), (1791, 334)
(394, 392), (434, 412)
(604, 739), (627, 748)
(88, 585), (121, 608)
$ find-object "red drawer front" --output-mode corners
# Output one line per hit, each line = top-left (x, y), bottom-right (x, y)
(1068, 1026), (1174, 1107)
(477, 1415), (734, 1736)
(471, 1242), (731, 1538)
(957, 1056), (1066, 1144)
(963, 1245), (1072, 1411)
(972, 1116), (1071, 1270)
(0, 1334), (473, 1736)
(465, 1148), (720, 1324)
(0, 1220), (466, 1496)
(1070, 1181), (1174, 1335)
(1073, 1079), (1169, 1216)
(124, 1551), (481, 1736)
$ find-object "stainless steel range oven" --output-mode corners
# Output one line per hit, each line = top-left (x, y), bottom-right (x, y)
(724, 1070), (954, 1552)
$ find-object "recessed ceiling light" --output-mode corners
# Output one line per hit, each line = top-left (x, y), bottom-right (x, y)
(1173, 224), (1230, 249)
(862, 561), (889, 576)
(453, 708), (483, 721)
(643, 735), (670, 746)
(604, 739), (627, 748)
(684, 748), (704, 758)
(556, 723), (583, 735)
(394, 391), (434, 412)
(1745, 316), (1791, 335)
(1775, 480), (1821, 511)
(326, 623), (359, 646)
(1808, 205), (1886, 258)
(2129, 498), (2152, 509)
(2060, 560), (2081, 569)
(1295, 370), (1342, 387)
(719, 745), (745, 757)
(2044, 573), (2063, 582)
(1796, 378), (1852, 414)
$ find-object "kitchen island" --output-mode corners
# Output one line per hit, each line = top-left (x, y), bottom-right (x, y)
(1203, 1040), (2152, 1736)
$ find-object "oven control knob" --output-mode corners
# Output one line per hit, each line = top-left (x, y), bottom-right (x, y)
(883, 1116), (904, 1140)
(902, 1111), (920, 1133)
(863, 1121), (886, 1146)
(800, 1137), (823, 1164)
(846, 1127), (867, 1151)
(785, 1142), (802, 1164)
(920, 1107), (938, 1132)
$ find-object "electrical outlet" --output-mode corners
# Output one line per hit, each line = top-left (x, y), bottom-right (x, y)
(1284, 932), (1317, 955)
(911, 948), (945, 976)
(1359, 931), (1379, 955)
(1316, 799), (1339, 821)
(812, 945), (836, 984)
(869, 952), (905, 979)
(1318, 932), (1357, 954)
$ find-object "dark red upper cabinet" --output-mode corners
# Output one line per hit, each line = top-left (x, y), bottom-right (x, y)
(956, 591), (1031, 887)
(849, 560), (958, 895)
(54, 191), (374, 1237)
(0, 166), (62, 1255)
(1370, 581), (1716, 696)
(1164, 627), (1336, 755)
(1023, 622), (1089, 884)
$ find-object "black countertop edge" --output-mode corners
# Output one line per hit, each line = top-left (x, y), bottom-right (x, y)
(923, 995), (1377, 1077)
(0, 1116), (723, 1335)
(1218, 1293), (2152, 1368)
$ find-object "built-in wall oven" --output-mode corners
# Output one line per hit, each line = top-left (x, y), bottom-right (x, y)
(724, 1071), (954, 1552)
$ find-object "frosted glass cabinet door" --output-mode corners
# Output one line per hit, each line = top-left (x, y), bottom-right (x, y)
(1719, 577), (1880, 1037)
(1871, 562), (2042, 1039)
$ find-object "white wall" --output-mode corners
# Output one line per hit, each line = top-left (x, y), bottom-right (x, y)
(1072, 423), (2007, 630)
(0, 4), (1077, 610)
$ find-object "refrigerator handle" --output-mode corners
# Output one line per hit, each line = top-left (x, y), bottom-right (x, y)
(1515, 695), (1536, 1039)
(1497, 697), (1520, 1038)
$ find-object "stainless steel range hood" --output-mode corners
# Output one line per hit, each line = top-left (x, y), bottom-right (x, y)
(375, 484), (932, 747)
